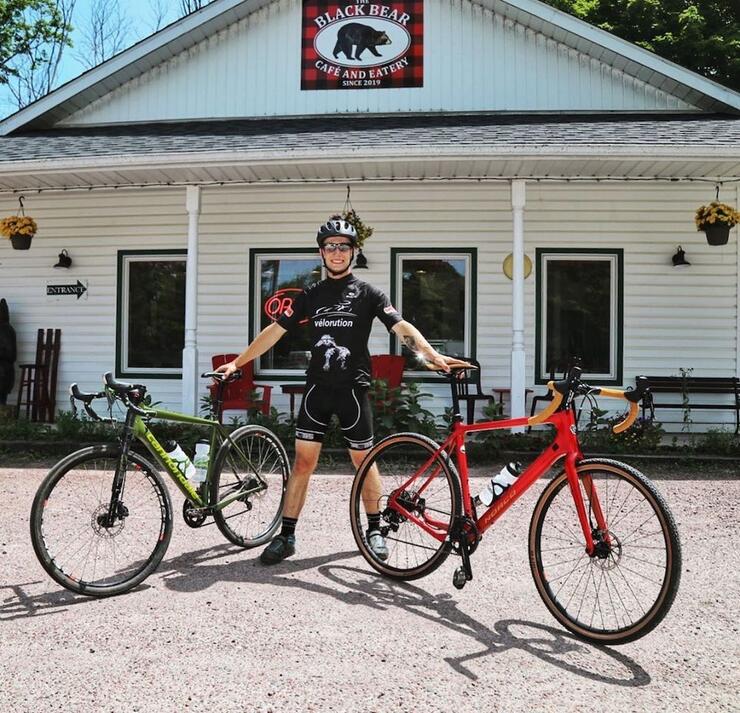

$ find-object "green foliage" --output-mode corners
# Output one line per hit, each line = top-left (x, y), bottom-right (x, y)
(0, 1), (72, 85)
(695, 428), (740, 456)
(579, 407), (666, 453)
(370, 379), (438, 440)
(678, 366), (694, 433)
(542, 0), (739, 91)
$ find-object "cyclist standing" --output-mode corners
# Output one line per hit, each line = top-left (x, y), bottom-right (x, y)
(217, 215), (466, 564)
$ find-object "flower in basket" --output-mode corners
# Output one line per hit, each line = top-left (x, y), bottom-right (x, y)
(0, 215), (37, 239)
(694, 202), (740, 231)
(342, 208), (373, 248)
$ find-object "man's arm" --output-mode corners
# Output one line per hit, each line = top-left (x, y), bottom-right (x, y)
(391, 320), (470, 373)
(216, 322), (287, 376)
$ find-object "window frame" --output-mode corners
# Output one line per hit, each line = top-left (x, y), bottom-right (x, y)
(535, 248), (624, 386)
(116, 249), (187, 379)
(249, 247), (323, 380)
(389, 248), (477, 380)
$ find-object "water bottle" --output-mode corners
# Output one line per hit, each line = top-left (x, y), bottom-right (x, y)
(192, 441), (211, 484)
(164, 440), (196, 480)
(475, 461), (522, 507)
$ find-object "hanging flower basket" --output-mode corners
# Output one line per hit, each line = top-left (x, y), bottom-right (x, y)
(9, 233), (33, 250)
(1, 214), (37, 250)
(694, 202), (739, 246)
(342, 208), (373, 248)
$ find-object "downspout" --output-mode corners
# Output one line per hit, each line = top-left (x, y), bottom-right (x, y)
(510, 179), (527, 431)
(183, 185), (201, 415)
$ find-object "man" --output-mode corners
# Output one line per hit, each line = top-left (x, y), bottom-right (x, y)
(217, 215), (467, 564)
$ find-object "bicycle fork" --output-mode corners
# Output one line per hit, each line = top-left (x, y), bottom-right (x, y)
(101, 413), (136, 528)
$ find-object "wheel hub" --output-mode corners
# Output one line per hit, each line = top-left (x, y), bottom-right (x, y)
(592, 529), (622, 570)
(92, 503), (126, 537)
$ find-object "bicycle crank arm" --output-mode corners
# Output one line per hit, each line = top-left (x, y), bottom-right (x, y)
(449, 516), (475, 590)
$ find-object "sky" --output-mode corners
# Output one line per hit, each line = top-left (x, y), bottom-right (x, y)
(0, 0), (187, 119)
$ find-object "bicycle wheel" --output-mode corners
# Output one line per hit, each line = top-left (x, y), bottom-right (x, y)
(211, 425), (289, 547)
(30, 446), (173, 597)
(529, 458), (681, 645)
(350, 432), (462, 580)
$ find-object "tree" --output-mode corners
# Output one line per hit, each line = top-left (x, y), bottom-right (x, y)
(147, 0), (169, 33)
(0, 0), (73, 89)
(4, 0), (75, 109)
(179, 0), (216, 15)
(542, 1), (739, 92)
(75, 0), (131, 69)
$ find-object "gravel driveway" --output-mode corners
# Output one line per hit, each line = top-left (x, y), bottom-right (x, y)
(1, 464), (738, 712)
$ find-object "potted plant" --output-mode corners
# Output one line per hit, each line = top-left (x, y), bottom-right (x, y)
(1, 214), (38, 250)
(694, 201), (740, 246)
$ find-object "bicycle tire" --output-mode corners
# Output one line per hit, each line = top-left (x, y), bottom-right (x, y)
(30, 445), (173, 597)
(210, 425), (289, 548)
(350, 432), (462, 580)
(529, 458), (681, 645)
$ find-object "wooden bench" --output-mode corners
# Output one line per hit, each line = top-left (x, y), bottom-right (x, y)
(642, 376), (740, 433)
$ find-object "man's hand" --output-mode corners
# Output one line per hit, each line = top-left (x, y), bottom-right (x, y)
(215, 360), (239, 378)
(426, 355), (474, 373)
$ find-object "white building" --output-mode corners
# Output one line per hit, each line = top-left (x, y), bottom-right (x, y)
(1, 0), (739, 431)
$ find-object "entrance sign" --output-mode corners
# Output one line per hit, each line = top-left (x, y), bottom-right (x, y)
(302, 0), (423, 90)
(47, 280), (88, 300)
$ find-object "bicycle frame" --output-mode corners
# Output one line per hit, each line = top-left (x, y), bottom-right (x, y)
(125, 408), (253, 512)
(391, 408), (603, 556)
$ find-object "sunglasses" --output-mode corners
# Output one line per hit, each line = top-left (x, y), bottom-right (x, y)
(322, 243), (353, 253)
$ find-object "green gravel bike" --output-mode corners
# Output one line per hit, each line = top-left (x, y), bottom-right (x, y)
(30, 371), (289, 597)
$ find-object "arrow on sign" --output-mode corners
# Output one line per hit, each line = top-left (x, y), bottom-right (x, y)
(47, 280), (88, 299)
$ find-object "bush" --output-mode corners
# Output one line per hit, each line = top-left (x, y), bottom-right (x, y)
(694, 428), (740, 457)
(580, 407), (665, 453)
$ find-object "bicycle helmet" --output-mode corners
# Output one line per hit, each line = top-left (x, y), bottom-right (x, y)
(316, 215), (358, 247)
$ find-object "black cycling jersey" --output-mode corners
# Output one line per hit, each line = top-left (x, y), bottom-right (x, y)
(277, 274), (403, 387)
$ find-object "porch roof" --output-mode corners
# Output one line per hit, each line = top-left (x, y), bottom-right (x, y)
(1, 113), (738, 192)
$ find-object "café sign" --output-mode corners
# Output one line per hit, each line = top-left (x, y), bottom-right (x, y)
(302, 0), (423, 90)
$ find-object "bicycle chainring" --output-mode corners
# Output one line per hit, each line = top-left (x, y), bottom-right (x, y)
(182, 499), (208, 528)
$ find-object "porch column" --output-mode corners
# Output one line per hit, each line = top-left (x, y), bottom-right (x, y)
(182, 185), (201, 415)
(510, 180), (527, 431)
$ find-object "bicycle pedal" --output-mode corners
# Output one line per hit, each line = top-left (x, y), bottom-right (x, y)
(452, 567), (468, 590)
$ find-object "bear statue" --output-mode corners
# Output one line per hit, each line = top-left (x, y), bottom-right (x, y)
(0, 299), (17, 405)
(333, 23), (391, 61)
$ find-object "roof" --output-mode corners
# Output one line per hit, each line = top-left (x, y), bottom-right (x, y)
(2, 114), (739, 162)
(1, 0), (738, 135)
(1, 114), (738, 192)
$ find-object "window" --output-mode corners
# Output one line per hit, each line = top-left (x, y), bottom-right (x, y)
(390, 249), (476, 373)
(250, 249), (323, 377)
(535, 249), (623, 385)
(116, 250), (186, 378)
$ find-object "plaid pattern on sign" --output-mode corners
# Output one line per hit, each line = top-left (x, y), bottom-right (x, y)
(301, 0), (423, 90)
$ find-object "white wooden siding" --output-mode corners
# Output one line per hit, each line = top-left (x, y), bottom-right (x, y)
(59, 0), (696, 127)
(2, 181), (736, 431)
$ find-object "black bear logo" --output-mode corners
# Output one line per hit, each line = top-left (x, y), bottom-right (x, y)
(333, 22), (392, 61)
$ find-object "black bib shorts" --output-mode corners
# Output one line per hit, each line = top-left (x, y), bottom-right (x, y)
(295, 382), (373, 451)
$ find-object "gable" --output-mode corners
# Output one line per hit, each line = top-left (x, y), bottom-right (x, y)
(57, 0), (700, 127)
(3, 0), (738, 135)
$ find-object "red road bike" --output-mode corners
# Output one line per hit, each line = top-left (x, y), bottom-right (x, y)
(350, 366), (681, 645)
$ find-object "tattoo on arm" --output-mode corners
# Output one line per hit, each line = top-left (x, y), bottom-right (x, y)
(402, 335), (418, 353)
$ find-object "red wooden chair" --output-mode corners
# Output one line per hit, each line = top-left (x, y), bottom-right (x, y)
(209, 354), (272, 421)
(370, 354), (405, 389)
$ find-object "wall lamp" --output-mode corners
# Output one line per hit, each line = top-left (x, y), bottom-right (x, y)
(671, 245), (690, 269)
(53, 249), (73, 269)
